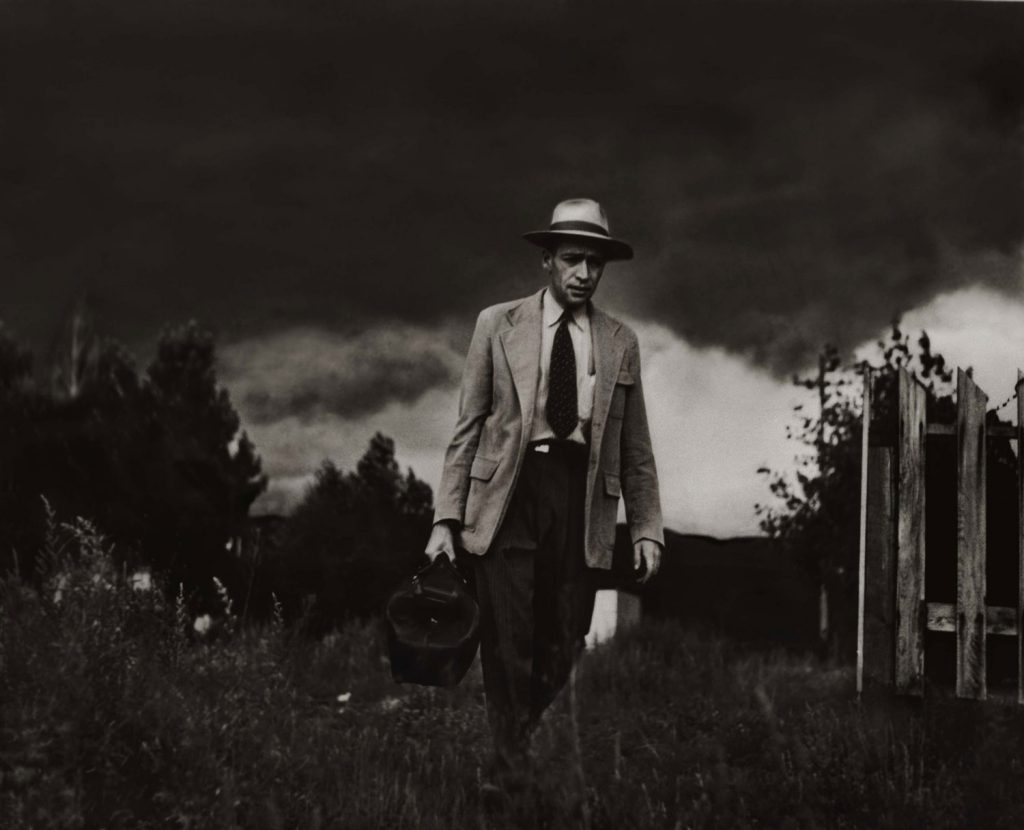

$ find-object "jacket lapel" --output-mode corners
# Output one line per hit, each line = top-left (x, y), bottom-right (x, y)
(498, 289), (545, 433)
(590, 305), (627, 458)
(498, 290), (625, 457)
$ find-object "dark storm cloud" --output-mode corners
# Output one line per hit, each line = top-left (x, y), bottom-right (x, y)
(218, 326), (462, 423)
(1, 0), (1022, 380)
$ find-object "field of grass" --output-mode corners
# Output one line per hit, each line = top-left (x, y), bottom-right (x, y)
(5, 521), (1024, 829)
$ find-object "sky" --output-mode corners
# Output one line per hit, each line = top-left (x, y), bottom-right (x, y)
(1, 1), (1022, 537)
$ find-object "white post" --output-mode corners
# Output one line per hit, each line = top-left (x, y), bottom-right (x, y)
(857, 366), (873, 695)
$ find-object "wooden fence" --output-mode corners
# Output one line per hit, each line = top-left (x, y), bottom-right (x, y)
(857, 367), (1024, 702)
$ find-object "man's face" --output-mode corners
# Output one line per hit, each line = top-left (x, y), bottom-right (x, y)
(543, 240), (607, 309)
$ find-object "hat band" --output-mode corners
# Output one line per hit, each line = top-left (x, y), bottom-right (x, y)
(548, 220), (611, 238)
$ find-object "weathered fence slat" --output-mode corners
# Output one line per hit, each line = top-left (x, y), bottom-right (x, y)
(1017, 370), (1024, 704)
(957, 369), (987, 700)
(927, 602), (1016, 636)
(864, 447), (895, 688)
(896, 369), (927, 695)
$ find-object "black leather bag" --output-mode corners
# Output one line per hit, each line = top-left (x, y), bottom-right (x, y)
(386, 553), (480, 687)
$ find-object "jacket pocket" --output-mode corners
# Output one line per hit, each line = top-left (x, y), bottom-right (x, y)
(469, 455), (499, 482)
(604, 473), (621, 498)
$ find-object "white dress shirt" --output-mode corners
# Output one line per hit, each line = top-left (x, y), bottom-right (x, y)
(529, 289), (596, 445)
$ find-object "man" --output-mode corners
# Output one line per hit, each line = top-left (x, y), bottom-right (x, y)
(425, 197), (664, 778)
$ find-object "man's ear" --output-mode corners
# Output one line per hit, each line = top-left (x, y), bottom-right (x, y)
(542, 250), (553, 270)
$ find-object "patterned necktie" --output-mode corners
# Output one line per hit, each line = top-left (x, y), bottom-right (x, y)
(546, 311), (578, 439)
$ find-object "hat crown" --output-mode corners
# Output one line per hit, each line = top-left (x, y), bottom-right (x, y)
(522, 197), (633, 260)
(549, 198), (611, 235)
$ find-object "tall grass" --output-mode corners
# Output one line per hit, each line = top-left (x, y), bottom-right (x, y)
(4, 517), (1024, 828)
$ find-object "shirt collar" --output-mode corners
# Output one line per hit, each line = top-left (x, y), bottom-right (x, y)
(542, 289), (589, 330)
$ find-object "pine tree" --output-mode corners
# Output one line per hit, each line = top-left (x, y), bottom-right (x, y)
(141, 321), (268, 596)
(272, 433), (433, 628)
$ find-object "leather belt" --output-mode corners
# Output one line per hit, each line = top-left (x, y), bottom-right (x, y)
(528, 439), (589, 459)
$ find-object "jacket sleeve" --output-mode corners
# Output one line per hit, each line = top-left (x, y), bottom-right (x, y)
(432, 308), (495, 526)
(620, 333), (665, 547)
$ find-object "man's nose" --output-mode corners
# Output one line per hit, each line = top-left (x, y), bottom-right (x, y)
(575, 262), (591, 281)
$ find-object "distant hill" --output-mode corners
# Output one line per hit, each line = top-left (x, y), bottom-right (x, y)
(606, 527), (819, 652)
(247, 515), (820, 650)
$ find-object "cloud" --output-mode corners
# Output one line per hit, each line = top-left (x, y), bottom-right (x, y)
(237, 317), (810, 538)
(892, 283), (1024, 409)
(7, 0), (1023, 541)
(219, 325), (463, 423)
(630, 321), (810, 536)
(2, 0), (1021, 380)
(236, 290), (1024, 537)
(245, 384), (459, 517)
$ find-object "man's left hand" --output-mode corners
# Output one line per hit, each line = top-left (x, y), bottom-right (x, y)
(633, 539), (663, 583)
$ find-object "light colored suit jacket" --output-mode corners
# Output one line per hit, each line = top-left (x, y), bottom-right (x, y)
(434, 288), (664, 570)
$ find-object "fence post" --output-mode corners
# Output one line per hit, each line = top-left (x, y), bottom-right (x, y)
(956, 370), (987, 700)
(896, 369), (927, 695)
(1018, 371), (1024, 704)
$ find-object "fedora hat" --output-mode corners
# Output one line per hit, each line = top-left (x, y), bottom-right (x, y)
(523, 198), (634, 261)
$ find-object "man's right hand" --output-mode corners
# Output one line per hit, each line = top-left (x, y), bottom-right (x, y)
(424, 520), (459, 562)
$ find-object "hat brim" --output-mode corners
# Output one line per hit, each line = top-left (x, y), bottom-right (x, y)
(522, 230), (633, 261)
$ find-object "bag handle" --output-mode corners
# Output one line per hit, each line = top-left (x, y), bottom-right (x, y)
(414, 551), (467, 582)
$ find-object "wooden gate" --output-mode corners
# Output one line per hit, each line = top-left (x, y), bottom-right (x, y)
(857, 368), (1024, 701)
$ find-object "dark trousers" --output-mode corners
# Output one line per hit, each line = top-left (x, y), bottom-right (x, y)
(470, 441), (597, 766)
